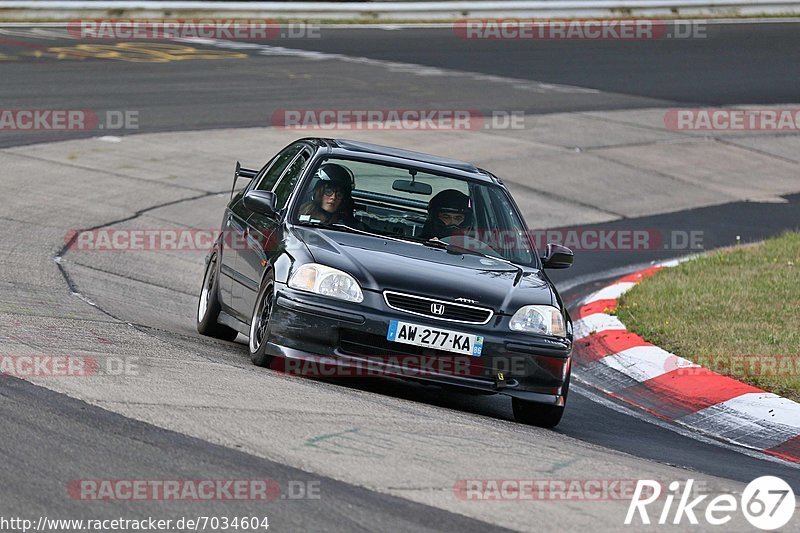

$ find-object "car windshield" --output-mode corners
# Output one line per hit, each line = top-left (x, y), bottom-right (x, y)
(292, 158), (536, 266)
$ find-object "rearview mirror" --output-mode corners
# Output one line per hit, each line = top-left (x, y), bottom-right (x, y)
(243, 190), (278, 217)
(392, 179), (432, 195)
(541, 243), (574, 269)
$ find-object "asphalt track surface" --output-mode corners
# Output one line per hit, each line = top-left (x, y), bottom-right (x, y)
(271, 23), (800, 105)
(0, 376), (505, 532)
(1, 21), (800, 531)
(1, 22), (800, 147)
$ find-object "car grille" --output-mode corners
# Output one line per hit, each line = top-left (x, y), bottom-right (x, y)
(383, 291), (493, 324)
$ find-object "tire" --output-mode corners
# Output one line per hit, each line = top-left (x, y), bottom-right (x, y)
(512, 371), (570, 428)
(196, 252), (239, 342)
(249, 278), (275, 367)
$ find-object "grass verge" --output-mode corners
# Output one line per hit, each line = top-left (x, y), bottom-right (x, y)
(617, 232), (800, 402)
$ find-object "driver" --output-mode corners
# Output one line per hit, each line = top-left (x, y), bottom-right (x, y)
(298, 163), (356, 225)
(419, 189), (473, 240)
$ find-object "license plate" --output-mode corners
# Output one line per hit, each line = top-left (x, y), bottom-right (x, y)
(386, 320), (484, 357)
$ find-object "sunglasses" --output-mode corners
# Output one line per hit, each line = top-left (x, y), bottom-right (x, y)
(322, 185), (344, 197)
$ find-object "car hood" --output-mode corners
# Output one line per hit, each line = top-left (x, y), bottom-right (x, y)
(293, 226), (554, 313)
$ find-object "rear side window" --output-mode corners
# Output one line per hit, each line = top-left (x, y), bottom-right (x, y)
(255, 144), (303, 192)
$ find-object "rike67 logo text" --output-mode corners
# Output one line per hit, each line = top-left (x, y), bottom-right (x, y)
(625, 477), (795, 530)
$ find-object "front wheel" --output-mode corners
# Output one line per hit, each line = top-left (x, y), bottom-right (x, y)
(512, 399), (565, 428)
(197, 252), (239, 342)
(512, 372), (570, 428)
(249, 279), (275, 367)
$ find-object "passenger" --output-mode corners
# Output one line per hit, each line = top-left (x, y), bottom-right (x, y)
(419, 189), (473, 240)
(298, 163), (356, 225)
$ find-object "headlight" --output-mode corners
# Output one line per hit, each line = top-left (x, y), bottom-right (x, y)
(288, 263), (364, 303)
(509, 305), (566, 336)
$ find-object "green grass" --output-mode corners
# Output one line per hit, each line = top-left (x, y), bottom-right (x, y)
(617, 232), (800, 401)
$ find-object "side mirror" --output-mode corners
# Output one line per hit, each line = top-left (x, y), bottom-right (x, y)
(243, 190), (278, 217)
(541, 243), (573, 269)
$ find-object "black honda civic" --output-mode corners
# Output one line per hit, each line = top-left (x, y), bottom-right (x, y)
(197, 138), (574, 427)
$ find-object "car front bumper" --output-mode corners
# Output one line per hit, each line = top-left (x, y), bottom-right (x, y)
(264, 282), (571, 405)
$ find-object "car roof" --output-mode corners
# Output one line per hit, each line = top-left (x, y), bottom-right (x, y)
(298, 138), (495, 183)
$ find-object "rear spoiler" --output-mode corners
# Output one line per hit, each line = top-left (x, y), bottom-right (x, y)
(231, 161), (258, 199)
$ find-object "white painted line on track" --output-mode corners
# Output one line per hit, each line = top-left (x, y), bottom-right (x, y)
(583, 281), (636, 304)
(706, 393), (800, 430)
(555, 259), (670, 294)
(171, 36), (601, 95)
(679, 394), (800, 450)
(3, 19), (800, 28)
(601, 345), (698, 382)
(572, 258), (800, 464)
(573, 313), (626, 339)
(286, 18), (800, 27)
(571, 374), (800, 468)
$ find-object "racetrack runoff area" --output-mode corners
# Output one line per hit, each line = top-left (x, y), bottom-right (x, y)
(2, 102), (800, 529)
(4, 14), (800, 533)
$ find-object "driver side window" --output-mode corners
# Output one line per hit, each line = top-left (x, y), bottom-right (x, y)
(254, 144), (304, 192)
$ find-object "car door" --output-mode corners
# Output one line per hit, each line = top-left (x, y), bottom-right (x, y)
(218, 195), (253, 313)
(239, 147), (312, 317)
(220, 143), (305, 318)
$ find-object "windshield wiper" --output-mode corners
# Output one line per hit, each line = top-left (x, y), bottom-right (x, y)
(421, 238), (484, 257)
(329, 223), (389, 239)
